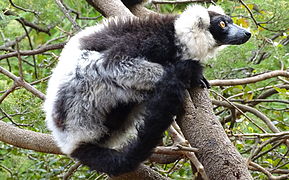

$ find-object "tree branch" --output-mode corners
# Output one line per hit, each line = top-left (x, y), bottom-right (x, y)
(0, 42), (66, 60)
(0, 66), (46, 100)
(209, 70), (289, 86)
(178, 89), (253, 179)
(152, 0), (212, 4)
(3, 10), (51, 35)
(85, 0), (133, 17)
(0, 121), (62, 154)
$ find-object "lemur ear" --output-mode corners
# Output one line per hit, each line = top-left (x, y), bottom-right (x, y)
(208, 5), (225, 15)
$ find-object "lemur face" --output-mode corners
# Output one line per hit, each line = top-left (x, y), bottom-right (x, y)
(208, 11), (251, 45)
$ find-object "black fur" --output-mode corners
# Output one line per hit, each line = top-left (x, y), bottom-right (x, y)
(70, 60), (204, 176)
(80, 15), (181, 65)
(46, 4), (252, 177)
(208, 11), (251, 45)
(121, 0), (144, 7)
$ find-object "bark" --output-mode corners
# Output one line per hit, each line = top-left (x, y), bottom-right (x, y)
(177, 89), (253, 180)
(0, 120), (62, 154)
(109, 164), (170, 180)
(86, 0), (133, 17)
(0, 120), (169, 180)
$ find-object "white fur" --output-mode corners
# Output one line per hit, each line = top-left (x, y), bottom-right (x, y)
(174, 5), (223, 61)
(208, 5), (225, 15)
(44, 25), (106, 154)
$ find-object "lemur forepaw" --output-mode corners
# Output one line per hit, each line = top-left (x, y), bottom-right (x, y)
(199, 76), (211, 89)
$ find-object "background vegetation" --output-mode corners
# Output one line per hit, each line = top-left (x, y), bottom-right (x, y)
(0, 0), (288, 179)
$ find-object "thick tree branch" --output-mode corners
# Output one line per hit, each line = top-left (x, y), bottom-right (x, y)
(85, 0), (133, 17)
(0, 121), (62, 154)
(178, 89), (253, 180)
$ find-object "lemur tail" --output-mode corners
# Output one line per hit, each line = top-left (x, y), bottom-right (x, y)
(70, 61), (202, 176)
(70, 79), (184, 176)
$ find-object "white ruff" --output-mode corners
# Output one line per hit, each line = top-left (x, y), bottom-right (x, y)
(174, 5), (223, 61)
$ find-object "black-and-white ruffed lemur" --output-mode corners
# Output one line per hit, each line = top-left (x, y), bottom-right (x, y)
(44, 0), (251, 176)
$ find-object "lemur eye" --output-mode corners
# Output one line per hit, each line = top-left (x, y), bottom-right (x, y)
(219, 21), (226, 28)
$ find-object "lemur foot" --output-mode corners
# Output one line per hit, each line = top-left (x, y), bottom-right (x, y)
(200, 76), (211, 89)
(175, 60), (210, 89)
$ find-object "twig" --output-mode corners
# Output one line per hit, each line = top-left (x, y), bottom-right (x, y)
(0, 42), (66, 60)
(0, 164), (13, 177)
(55, 0), (81, 31)
(17, 21), (38, 78)
(0, 84), (17, 104)
(0, 108), (32, 127)
(238, 0), (286, 32)
(252, 141), (283, 161)
(249, 161), (289, 180)
(249, 166), (289, 174)
(230, 99), (289, 105)
(15, 39), (23, 80)
(232, 132), (289, 138)
(250, 135), (289, 161)
(59, 0), (102, 20)
(3, 10), (51, 35)
(0, 66), (45, 100)
(168, 124), (208, 179)
(0, 30), (31, 50)
(62, 162), (81, 180)
(213, 99), (281, 133)
(154, 146), (198, 155)
(8, 0), (39, 16)
(152, 0), (211, 4)
(186, 152), (209, 180)
(211, 90), (267, 133)
(176, 145), (199, 152)
(209, 70), (289, 86)
(0, 110), (29, 120)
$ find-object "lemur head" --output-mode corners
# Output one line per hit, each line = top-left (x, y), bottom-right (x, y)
(174, 5), (251, 60)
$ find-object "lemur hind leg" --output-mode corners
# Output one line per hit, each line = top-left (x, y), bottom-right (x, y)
(121, 60), (206, 166)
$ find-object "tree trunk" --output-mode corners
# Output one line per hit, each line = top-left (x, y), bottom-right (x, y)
(177, 89), (253, 180)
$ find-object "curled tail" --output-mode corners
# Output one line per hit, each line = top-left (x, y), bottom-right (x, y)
(70, 60), (204, 176)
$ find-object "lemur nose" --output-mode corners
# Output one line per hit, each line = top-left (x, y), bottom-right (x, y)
(245, 31), (251, 38)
